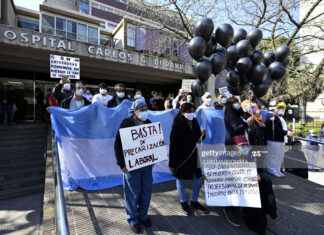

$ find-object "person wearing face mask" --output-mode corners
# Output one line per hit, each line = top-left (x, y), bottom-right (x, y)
(54, 75), (73, 106)
(172, 88), (185, 109)
(60, 81), (90, 109)
(114, 99), (153, 233)
(305, 129), (320, 171)
(169, 102), (207, 216)
(198, 92), (215, 110)
(224, 97), (254, 148)
(176, 94), (187, 109)
(164, 93), (174, 110)
(83, 89), (93, 102)
(214, 94), (227, 110)
(92, 83), (112, 106)
(133, 90), (145, 102)
(284, 141), (308, 179)
(264, 102), (292, 177)
(107, 83), (130, 107)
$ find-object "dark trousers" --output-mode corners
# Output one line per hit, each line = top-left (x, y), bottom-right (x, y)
(0, 104), (13, 124)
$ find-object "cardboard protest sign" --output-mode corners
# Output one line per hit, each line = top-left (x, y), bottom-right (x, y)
(50, 54), (80, 79)
(119, 122), (168, 171)
(204, 161), (261, 208)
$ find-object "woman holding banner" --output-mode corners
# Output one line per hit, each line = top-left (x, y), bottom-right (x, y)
(114, 99), (152, 234)
(169, 102), (207, 215)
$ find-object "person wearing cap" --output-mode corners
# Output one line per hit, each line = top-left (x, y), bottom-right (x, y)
(53, 75), (73, 106)
(114, 99), (153, 233)
(264, 102), (292, 177)
(92, 83), (112, 106)
(306, 129), (320, 171)
(107, 83), (130, 107)
(198, 92), (215, 110)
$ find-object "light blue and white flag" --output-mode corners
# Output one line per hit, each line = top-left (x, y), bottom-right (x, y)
(50, 101), (226, 191)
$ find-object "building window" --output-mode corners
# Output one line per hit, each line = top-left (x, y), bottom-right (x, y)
(79, 0), (89, 14)
(56, 17), (67, 38)
(42, 14), (55, 35)
(107, 23), (117, 32)
(100, 34), (109, 46)
(17, 17), (39, 31)
(67, 20), (77, 39)
(166, 38), (171, 55)
(127, 25), (135, 47)
(88, 26), (98, 44)
(77, 23), (87, 42)
(172, 39), (178, 57)
(100, 21), (106, 29)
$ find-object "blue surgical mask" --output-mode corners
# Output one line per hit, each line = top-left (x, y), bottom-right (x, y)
(206, 98), (212, 106)
(117, 92), (125, 99)
(137, 111), (148, 121)
(233, 103), (241, 110)
(221, 97), (227, 104)
(184, 112), (194, 121)
(135, 94), (142, 99)
(239, 146), (250, 156)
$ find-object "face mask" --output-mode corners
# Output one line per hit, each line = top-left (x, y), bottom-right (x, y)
(117, 92), (125, 99)
(187, 97), (192, 102)
(233, 103), (241, 110)
(100, 89), (107, 95)
(184, 112), (194, 121)
(86, 90), (90, 94)
(206, 98), (212, 106)
(135, 94), (142, 99)
(221, 97), (227, 104)
(75, 88), (84, 96)
(170, 97), (174, 100)
(137, 111), (148, 121)
(63, 83), (71, 91)
(277, 109), (285, 116)
(180, 100), (187, 106)
(239, 146), (250, 156)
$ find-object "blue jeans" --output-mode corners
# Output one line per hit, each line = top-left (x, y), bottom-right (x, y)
(176, 173), (202, 203)
(123, 165), (153, 226)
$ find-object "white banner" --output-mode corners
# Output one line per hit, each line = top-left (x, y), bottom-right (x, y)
(204, 161), (261, 208)
(119, 122), (168, 171)
(182, 79), (195, 92)
(50, 54), (80, 79)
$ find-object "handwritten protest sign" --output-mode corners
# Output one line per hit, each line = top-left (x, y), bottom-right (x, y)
(50, 54), (80, 79)
(204, 161), (261, 208)
(119, 122), (168, 171)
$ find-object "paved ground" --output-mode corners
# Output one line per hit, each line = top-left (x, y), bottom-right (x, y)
(0, 193), (43, 235)
(63, 172), (324, 235)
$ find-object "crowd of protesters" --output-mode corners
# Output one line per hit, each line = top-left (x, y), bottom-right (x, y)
(14, 76), (322, 234)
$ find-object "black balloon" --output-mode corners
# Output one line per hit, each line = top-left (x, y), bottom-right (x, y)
(215, 47), (228, 58)
(253, 76), (273, 98)
(275, 45), (290, 62)
(263, 51), (275, 66)
(215, 24), (234, 47)
(191, 79), (207, 97)
(269, 64), (286, 81)
(236, 39), (252, 57)
(236, 57), (253, 75)
(250, 50), (264, 64)
(195, 59), (213, 82)
(226, 70), (240, 86)
(205, 34), (217, 57)
(195, 18), (214, 40)
(268, 61), (283, 73)
(239, 75), (250, 90)
(226, 60), (236, 71)
(250, 63), (267, 85)
(282, 57), (290, 67)
(209, 53), (226, 75)
(232, 28), (247, 44)
(227, 45), (238, 63)
(227, 83), (243, 96)
(188, 37), (207, 61)
(246, 28), (263, 48)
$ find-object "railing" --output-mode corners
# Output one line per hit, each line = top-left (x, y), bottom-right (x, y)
(52, 131), (70, 235)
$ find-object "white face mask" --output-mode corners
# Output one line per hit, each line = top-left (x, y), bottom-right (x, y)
(86, 90), (90, 94)
(206, 98), (212, 106)
(277, 109), (285, 116)
(63, 83), (71, 91)
(137, 111), (148, 121)
(100, 89), (107, 95)
(117, 92), (125, 99)
(239, 146), (251, 156)
(184, 112), (194, 121)
(135, 94), (142, 100)
(75, 88), (84, 97)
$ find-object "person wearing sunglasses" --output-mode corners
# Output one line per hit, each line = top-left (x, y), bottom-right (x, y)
(60, 81), (91, 110)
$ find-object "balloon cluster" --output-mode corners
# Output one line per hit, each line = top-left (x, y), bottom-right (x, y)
(189, 18), (290, 98)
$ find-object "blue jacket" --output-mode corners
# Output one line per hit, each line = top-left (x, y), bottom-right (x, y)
(264, 113), (287, 142)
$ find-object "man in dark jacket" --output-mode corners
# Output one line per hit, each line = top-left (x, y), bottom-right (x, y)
(60, 81), (90, 109)
(107, 83), (130, 107)
(114, 99), (153, 233)
(54, 75), (73, 106)
(0, 85), (15, 125)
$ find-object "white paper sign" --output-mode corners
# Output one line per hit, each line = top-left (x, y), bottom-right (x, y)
(50, 54), (80, 79)
(219, 86), (232, 98)
(119, 122), (168, 171)
(204, 161), (261, 208)
(182, 79), (195, 92)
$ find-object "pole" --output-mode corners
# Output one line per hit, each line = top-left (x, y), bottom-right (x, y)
(33, 72), (36, 121)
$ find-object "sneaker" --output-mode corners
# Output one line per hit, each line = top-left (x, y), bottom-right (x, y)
(140, 218), (152, 228)
(223, 207), (240, 227)
(181, 202), (192, 215)
(191, 201), (208, 213)
(130, 223), (141, 233)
